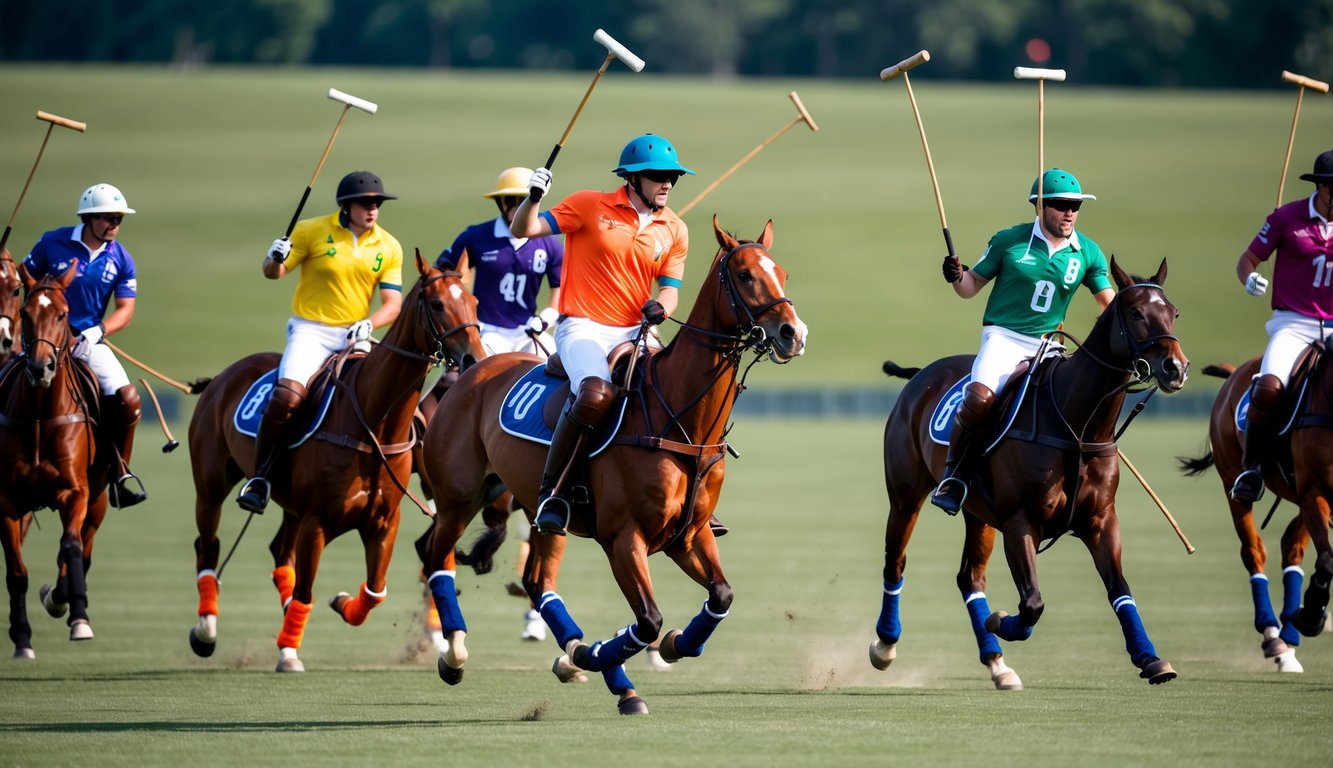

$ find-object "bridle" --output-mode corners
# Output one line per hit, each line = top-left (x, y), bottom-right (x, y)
(19, 283), (71, 365)
(379, 270), (479, 369)
(675, 242), (794, 361)
(1076, 281), (1179, 386)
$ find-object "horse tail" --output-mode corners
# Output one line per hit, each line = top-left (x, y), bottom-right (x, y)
(882, 360), (921, 380)
(1202, 363), (1236, 379)
(1177, 444), (1215, 476)
(455, 522), (507, 576)
(189, 377), (213, 394)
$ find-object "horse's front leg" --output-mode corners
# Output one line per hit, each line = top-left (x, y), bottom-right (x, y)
(274, 512), (328, 673)
(870, 489), (921, 672)
(985, 514), (1042, 642)
(329, 507), (397, 627)
(1081, 504), (1176, 684)
(268, 518), (298, 611)
(661, 524), (733, 664)
(1292, 494), (1333, 637)
(1, 514), (34, 658)
(45, 489), (92, 641)
(422, 500), (477, 685)
(956, 516), (1021, 689)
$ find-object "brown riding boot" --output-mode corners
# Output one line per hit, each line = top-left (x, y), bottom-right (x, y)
(533, 377), (617, 536)
(1230, 374), (1283, 503)
(236, 379), (307, 513)
(106, 384), (147, 508)
(930, 382), (996, 515)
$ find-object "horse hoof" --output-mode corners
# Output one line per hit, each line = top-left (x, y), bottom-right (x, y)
(69, 619), (94, 641)
(428, 629), (450, 655)
(552, 654), (586, 684)
(13, 647), (35, 660)
(984, 610), (1009, 635)
(275, 647), (304, 673)
(566, 640), (593, 670)
(658, 629), (684, 664)
(438, 654), (464, 685)
(1139, 658), (1177, 685)
(1260, 635), (1290, 659)
(188, 627), (217, 658)
(618, 696), (650, 716)
(329, 592), (351, 618)
(1292, 606), (1328, 638)
(986, 655), (1023, 690)
(868, 639), (897, 671)
(645, 647), (672, 671)
(1273, 649), (1304, 673)
(39, 584), (67, 619)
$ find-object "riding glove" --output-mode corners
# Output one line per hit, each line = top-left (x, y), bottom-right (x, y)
(1244, 271), (1268, 297)
(642, 299), (667, 326)
(269, 237), (292, 264)
(529, 167), (553, 202)
(942, 254), (967, 284)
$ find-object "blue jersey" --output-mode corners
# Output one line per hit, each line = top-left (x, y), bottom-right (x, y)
(23, 225), (138, 332)
(437, 217), (563, 328)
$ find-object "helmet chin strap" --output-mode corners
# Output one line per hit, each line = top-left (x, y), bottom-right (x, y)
(627, 175), (662, 213)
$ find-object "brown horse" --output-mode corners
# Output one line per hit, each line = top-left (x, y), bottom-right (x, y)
(0, 265), (114, 657)
(870, 257), (1188, 688)
(418, 216), (807, 714)
(186, 252), (484, 672)
(1180, 353), (1333, 671)
(0, 249), (21, 363)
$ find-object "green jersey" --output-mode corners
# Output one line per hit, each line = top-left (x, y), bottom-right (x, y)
(971, 221), (1112, 336)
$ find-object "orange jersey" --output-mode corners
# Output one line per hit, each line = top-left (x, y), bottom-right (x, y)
(544, 186), (687, 326)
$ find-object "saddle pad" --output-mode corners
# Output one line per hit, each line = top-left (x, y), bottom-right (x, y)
(927, 372), (1029, 449)
(233, 368), (337, 449)
(1234, 390), (1250, 436)
(499, 364), (627, 457)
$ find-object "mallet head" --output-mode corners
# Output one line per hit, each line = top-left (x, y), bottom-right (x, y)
(35, 111), (87, 132)
(593, 28), (645, 72)
(1281, 70), (1331, 93)
(1014, 66), (1066, 82)
(328, 88), (378, 115)
(788, 92), (819, 132)
(881, 50), (930, 81)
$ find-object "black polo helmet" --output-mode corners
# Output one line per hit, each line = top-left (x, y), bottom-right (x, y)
(336, 171), (398, 203)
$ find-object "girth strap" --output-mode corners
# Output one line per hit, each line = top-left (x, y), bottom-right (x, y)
(612, 434), (729, 458)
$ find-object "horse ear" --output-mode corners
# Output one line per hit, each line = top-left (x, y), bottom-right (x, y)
(713, 214), (738, 250)
(415, 248), (429, 276)
(1152, 258), (1168, 286)
(759, 219), (773, 249)
(19, 260), (36, 293)
(1109, 254), (1132, 290)
(56, 261), (78, 289)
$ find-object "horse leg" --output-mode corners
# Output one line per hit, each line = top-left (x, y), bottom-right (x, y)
(329, 511), (399, 626)
(1, 515), (34, 659)
(1080, 507), (1176, 684)
(191, 456), (230, 656)
(660, 528), (734, 664)
(870, 463), (928, 671)
(984, 519), (1041, 643)
(956, 518), (1022, 690)
(1292, 495), (1332, 637)
(521, 531), (590, 684)
(422, 503), (476, 685)
(274, 514), (327, 673)
(1268, 516), (1308, 671)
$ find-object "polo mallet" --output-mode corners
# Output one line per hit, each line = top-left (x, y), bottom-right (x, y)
(1276, 70), (1330, 207)
(1117, 448), (1195, 554)
(104, 338), (202, 395)
(0, 111), (87, 254)
(881, 51), (954, 258)
(1014, 66), (1066, 212)
(283, 88), (378, 238)
(677, 91), (819, 216)
(137, 377), (180, 453)
(531, 29), (645, 200)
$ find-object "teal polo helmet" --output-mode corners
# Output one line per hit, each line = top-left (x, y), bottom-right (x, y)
(613, 134), (695, 178)
(1028, 169), (1096, 202)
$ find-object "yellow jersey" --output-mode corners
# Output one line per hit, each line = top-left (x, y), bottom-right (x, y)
(285, 212), (403, 324)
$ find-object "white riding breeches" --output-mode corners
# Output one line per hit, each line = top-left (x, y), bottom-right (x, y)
(86, 342), (130, 395)
(1260, 310), (1333, 386)
(278, 316), (350, 385)
(480, 322), (553, 358)
(970, 325), (1063, 394)
(552, 316), (661, 388)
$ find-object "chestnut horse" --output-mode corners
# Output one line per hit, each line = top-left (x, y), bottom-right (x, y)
(0, 265), (114, 657)
(186, 253), (484, 672)
(1180, 353), (1333, 671)
(418, 216), (807, 715)
(0, 249), (21, 363)
(870, 258), (1188, 688)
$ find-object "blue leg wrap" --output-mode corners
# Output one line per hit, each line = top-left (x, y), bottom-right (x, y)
(875, 577), (904, 644)
(1280, 567), (1304, 647)
(602, 665), (634, 695)
(537, 592), (582, 649)
(427, 571), (467, 634)
(672, 602), (729, 658)
(583, 624), (649, 672)
(1112, 594), (1157, 668)
(1250, 573), (1279, 633)
(964, 592), (1003, 660)
(996, 612), (1034, 642)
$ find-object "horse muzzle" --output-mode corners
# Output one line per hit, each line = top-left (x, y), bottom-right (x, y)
(766, 316), (808, 363)
(25, 356), (57, 389)
(1153, 347), (1189, 393)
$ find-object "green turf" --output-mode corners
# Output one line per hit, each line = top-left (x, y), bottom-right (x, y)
(1, 418), (1329, 767)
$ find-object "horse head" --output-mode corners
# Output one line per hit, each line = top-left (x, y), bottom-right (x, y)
(18, 262), (77, 389)
(706, 215), (807, 363)
(0, 249), (21, 362)
(408, 250), (484, 372)
(1106, 256), (1189, 393)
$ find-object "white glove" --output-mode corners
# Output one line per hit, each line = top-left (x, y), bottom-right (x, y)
(539, 306), (559, 329)
(347, 319), (373, 348)
(524, 316), (546, 335)
(71, 325), (102, 362)
(1244, 271), (1268, 297)
(529, 167), (552, 201)
(269, 237), (292, 264)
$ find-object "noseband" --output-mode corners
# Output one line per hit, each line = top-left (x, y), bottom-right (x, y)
(385, 271), (479, 368)
(713, 242), (793, 354)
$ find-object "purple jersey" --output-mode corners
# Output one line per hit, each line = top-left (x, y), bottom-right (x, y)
(23, 225), (138, 332)
(437, 218), (563, 328)
(1247, 195), (1333, 320)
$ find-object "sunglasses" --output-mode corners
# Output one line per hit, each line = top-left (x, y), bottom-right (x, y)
(94, 214), (124, 225)
(639, 170), (682, 184)
(351, 197), (384, 209)
(1044, 199), (1082, 213)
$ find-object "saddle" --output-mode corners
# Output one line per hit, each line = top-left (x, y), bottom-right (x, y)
(538, 342), (643, 427)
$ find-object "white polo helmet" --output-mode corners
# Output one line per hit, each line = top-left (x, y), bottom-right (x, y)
(77, 183), (136, 216)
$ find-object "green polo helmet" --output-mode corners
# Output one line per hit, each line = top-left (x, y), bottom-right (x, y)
(1028, 169), (1096, 202)
(613, 134), (695, 177)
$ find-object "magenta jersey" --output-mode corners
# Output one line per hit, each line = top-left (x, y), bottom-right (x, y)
(1247, 195), (1333, 319)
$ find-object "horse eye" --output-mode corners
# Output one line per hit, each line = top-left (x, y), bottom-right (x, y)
(737, 270), (754, 283)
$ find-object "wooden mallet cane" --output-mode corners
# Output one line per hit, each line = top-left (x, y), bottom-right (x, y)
(881, 51), (955, 258)
(103, 338), (198, 396)
(1117, 447), (1195, 554)
(137, 377), (180, 453)
(282, 88), (378, 239)
(1276, 70), (1330, 208)
(677, 91), (819, 216)
(1014, 67), (1067, 212)
(0, 111), (87, 254)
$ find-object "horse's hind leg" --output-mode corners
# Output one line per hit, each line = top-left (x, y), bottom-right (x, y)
(274, 514), (329, 673)
(422, 501), (479, 684)
(956, 518), (1021, 690)
(1, 515), (34, 658)
(1292, 496), (1333, 637)
(329, 508), (400, 626)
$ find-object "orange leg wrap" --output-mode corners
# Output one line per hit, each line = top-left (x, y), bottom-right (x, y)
(272, 565), (295, 606)
(339, 582), (385, 627)
(197, 573), (219, 617)
(277, 599), (312, 650)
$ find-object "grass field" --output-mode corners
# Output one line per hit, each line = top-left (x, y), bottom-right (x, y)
(2, 417), (1331, 767)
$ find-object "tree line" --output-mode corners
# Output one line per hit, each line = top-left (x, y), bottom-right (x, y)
(2, 0), (1330, 88)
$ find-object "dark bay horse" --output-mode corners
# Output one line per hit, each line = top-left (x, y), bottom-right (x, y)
(0, 265), (114, 657)
(418, 216), (807, 714)
(871, 257), (1188, 688)
(186, 252), (484, 672)
(1180, 354), (1333, 671)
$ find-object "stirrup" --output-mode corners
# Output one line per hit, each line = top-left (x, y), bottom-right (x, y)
(534, 495), (570, 536)
(236, 476), (272, 514)
(930, 477), (967, 515)
(1229, 469), (1265, 503)
(109, 471), (148, 509)
(708, 515), (730, 538)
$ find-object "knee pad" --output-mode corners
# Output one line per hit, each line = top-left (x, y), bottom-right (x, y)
(569, 377), (617, 428)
